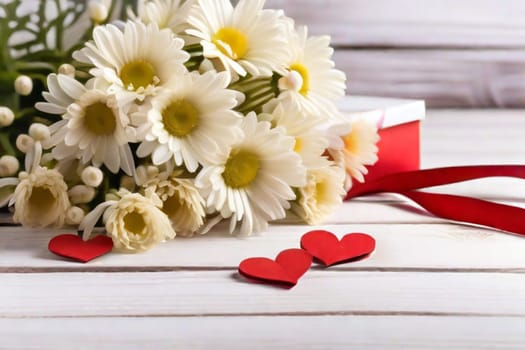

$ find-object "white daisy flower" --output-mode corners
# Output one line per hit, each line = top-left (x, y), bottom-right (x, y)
(73, 21), (189, 101)
(260, 102), (328, 168)
(277, 25), (346, 119)
(186, 0), (288, 77)
(143, 171), (206, 236)
(11, 167), (71, 228)
(36, 74), (136, 175)
(292, 164), (346, 225)
(129, 0), (195, 35)
(136, 71), (242, 172)
(329, 118), (380, 183)
(104, 190), (176, 252)
(196, 113), (307, 235)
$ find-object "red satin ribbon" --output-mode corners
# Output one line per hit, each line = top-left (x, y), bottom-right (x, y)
(346, 165), (525, 236)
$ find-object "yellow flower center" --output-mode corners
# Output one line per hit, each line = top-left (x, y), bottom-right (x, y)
(293, 137), (303, 153)
(162, 193), (183, 218)
(222, 149), (260, 189)
(162, 99), (199, 137)
(83, 102), (117, 135)
(212, 27), (248, 60)
(342, 131), (359, 155)
(120, 60), (157, 90)
(289, 63), (310, 95)
(28, 187), (55, 213)
(123, 211), (147, 236)
(314, 180), (329, 203)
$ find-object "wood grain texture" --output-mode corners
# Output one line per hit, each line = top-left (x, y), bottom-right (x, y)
(2, 109), (525, 347)
(338, 50), (525, 107)
(266, 0), (525, 48)
(2, 316), (525, 350)
(265, 0), (525, 107)
(2, 109), (525, 270)
(3, 271), (525, 318)
(4, 221), (525, 270)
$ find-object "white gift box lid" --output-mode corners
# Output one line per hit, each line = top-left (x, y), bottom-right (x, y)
(338, 95), (426, 129)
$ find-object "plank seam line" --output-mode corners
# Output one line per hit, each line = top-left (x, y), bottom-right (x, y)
(3, 311), (525, 319)
(333, 44), (525, 51)
(1, 267), (525, 273)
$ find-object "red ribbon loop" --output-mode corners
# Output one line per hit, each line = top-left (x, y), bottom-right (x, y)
(346, 165), (525, 236)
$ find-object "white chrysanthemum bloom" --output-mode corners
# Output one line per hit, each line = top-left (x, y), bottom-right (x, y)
(129, 0), (195, 35)
(260, 102), (328, 168)
(331, 118), (380, 183)
(292, 164), (346, 225)
(104, 190), (176, 252)
(144, 171), (206, 236)
(14, 75), (33, 96)
(196, 114), (307, 235)
(136, 71), (242, 172)
(277, 25), (346, 119)
(186, 0), (288, 77)
(73, 21), (189, 101)
(11, 167), (71, 228)
(36, 74), (136, 175)
(0, 106), (14, 127)
(0, 155), (19, 177)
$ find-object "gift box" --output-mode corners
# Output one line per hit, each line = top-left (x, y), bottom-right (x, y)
(339, 96), (426, 187)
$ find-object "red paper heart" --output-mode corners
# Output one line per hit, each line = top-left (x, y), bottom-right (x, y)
(48, 234), (113, 263)
(301, 230), (375, 266)
(238, 248), (312, 286)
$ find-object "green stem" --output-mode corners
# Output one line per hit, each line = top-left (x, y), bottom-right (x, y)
(15, 107), (37, 121)
(0, 132), (16, 156)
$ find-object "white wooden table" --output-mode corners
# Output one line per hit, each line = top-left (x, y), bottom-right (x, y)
(2, 109), (525, 349)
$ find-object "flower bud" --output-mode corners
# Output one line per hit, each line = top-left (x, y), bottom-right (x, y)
(88, 0), (109, 23)
(147, 165), (159, 178)
(68, 185), (96, 204)
(81, 166), (104, 187)
(278, 70), (304, 92)
(66, 206), (86, 225)
(0, 155), (19, 177)
(120, 175), (135, 191)
(135, 165), (148, 186)
(58, 64), (76, 77)
(14, 75), (33, 96)
(16, 134), (34, 154)
(0, 106), (14, 127)
(29, 123), (50, 142)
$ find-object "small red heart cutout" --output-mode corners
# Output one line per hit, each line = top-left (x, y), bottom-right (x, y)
(301, 230), (375, 266)
(48, 234), (113, 263)
(238, 248), (312, 286)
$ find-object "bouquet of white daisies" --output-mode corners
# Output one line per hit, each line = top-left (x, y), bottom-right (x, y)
(0, 0), (379, 253)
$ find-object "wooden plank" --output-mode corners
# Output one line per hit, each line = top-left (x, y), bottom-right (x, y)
(266, 0), (525, 48)
(337, 49), (525, 107)
(1, 315), (525, 349)
(2, 271), (525, 317)
(1, 109), (524, 269)
(422, 109), (525, 166)
(3, 219), (525, 269)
